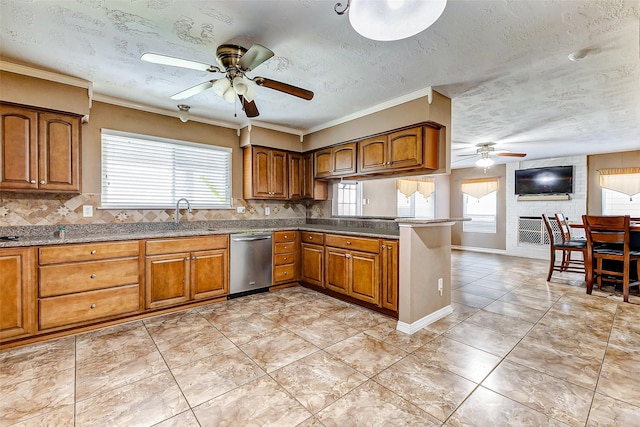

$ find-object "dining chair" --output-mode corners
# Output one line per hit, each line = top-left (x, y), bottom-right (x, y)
(542, 214), (587, 282)
(554, 213), (586, 271)
(582, 215), (640, 302)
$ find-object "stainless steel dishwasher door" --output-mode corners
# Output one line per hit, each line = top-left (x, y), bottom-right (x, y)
(229, 232), (273, 295)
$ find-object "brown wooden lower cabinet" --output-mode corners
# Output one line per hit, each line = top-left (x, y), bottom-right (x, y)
(301, 242), (324, 287)
(273, 231), (298, 285)
(381, 240), (398, 311)
(145, 235), (229, 309)
(0, 247), (34, 341)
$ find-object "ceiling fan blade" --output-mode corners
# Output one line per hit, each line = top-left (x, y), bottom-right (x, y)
(239, 95), (259, 118)
(141, 53), (221, 73)
(170, 80), (214, 100)
(254, 77), (314, 100)
(495, 152), (527, 157)
(237, 44), (274, 72)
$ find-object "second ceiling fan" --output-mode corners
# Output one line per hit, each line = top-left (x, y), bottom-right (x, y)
(142, 43), (314, 118)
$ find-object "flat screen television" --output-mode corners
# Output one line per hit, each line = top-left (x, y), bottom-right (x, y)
(515, 165), (573, 195)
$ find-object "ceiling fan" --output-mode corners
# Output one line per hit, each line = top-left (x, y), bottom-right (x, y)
(141, 44), (314, 118)
(457, 142), (527, 167)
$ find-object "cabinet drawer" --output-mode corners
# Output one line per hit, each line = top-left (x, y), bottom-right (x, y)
(274, 253), (296, 266)
(301, 231), (324, 245)
(273, 231), (296, 243)
(325, 234), (380, 253)
(39, 241), (139, 264)
(39, 284), (140, 330)
(274, 264), (295, 283)
(146, 235), (228, 255)
(274, 242), (296, 254)
(39, 258), (139, 297)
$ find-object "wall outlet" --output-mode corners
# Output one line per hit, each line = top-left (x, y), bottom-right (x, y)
(438, 278), (443, 296)
(236, 206), (246, 214)
(265, 207), (271, 216)
(82, 205), (93, 217)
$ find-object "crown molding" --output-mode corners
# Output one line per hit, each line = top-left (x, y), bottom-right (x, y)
(304, 87), (433, 135)
(239, 119), (305, 139)
(92, 93), (238, 130)
(0, 60), (93, 90)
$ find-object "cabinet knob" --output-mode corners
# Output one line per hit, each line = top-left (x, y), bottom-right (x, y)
(40, 180), (45, 184)
(283, 257), (288, 261)
(90, 304), (96, 309)
(308, 236), (313, 240)
(192, 256), (196, 260)
(284, 235), (288, 239)
(90, 250), (97, 255)
(30, 180), (36, 184)
(90, 274), (96, 279)
(185, 257), (189, 261)
(346, 241), (351, 245)
(345, 254), (351, 258)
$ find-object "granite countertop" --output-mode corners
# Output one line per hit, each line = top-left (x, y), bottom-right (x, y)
(0, 222), (401, 248)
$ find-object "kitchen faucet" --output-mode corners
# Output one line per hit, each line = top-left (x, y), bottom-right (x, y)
(174, 198), (192, 225)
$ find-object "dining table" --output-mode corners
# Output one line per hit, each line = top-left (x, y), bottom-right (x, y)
(569, 219), (640, 295)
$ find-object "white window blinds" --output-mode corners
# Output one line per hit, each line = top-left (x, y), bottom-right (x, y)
(101, 130), (232, 209)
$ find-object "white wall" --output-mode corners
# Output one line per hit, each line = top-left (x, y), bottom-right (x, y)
(505, 155), (587, 259)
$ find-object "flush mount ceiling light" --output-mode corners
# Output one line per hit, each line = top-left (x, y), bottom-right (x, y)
(335, 0), (447, 41)
(177, 104), (190, 122)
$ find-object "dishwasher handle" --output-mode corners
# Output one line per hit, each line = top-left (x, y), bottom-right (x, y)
(232, 235), (272, 242)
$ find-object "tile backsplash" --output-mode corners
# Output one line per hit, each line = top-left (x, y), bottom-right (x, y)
(0, 192), (333, 227)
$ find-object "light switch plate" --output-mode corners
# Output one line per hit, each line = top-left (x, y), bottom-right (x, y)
(265, 207), (271, 216)
(82, 205), (93, 217)
(236, 206), (246, 214)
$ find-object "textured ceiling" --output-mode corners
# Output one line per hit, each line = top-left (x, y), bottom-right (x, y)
(1, 0), (638, 168)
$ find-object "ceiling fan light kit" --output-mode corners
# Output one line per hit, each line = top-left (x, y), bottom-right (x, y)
(142, 43), (314, 118)
(335, 0), (447, 41)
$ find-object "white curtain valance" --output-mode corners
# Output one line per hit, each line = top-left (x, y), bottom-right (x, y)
(461, 178), (498, 199)
(396, 178), (435, 199)
(599, 168), (640, 199)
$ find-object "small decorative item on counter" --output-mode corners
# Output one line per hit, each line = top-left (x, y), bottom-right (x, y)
(56, 226), (66, 239)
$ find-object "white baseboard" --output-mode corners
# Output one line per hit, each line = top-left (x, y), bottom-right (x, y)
(396, 305), (453, 335)
(451, 245), (507, 255)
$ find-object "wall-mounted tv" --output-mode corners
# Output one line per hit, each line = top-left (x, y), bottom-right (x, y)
(515, 165), (573, 195)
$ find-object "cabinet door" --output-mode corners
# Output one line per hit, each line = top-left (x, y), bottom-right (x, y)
(350, 251), (380, 305)
(288, 152), (303, 199)
(302, 152), (314, 199)
(387, 127), (423, 170)
(0, 248), (34, 341)
(422, 125), (440, 169)
(301, 243), (324, 287)
(381, 240), (398, 311)
(0, 105), (38, 190)
(251, 147), (272, 198)
(325, 247), (350, 294)
(191, 249), (228, 300)
(314, 148), (333, 178)
(38, 112), (81, 192)
(358, 136), (387, 173)
(270, 149), (288, 198)
(332, 143), (357, 175)
(145, 253), (190, 309)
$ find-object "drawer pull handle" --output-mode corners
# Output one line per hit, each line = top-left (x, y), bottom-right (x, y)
(283, 257), (288, 261)
(90, 250), (97, 255)
(309, 236), (313, 240)
(90, 304), (96, 309)
(90, 274), (96, 279)
(283, 272), (288, 275)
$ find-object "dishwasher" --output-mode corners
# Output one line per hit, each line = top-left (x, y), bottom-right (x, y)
(229, 231), (273, 297)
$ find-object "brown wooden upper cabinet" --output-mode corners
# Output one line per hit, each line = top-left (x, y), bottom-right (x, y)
(358, 125), (439, 174)
(244, 146), (288, 199)
(0, 103), (81, 193)
(288, 152), (303, 199)
(359, 127), (423, 173)
(314, 142), (357, 178)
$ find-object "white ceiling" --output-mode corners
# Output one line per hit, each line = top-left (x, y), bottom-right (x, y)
(1, 0), (638, 168)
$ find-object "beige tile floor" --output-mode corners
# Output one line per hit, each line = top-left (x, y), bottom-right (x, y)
(2, 250), (640, 426)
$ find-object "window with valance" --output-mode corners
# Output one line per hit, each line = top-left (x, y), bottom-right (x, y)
(599, 168), (640, 216)
(396, 178), (435, 218)
(461, 178), (498, 233)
